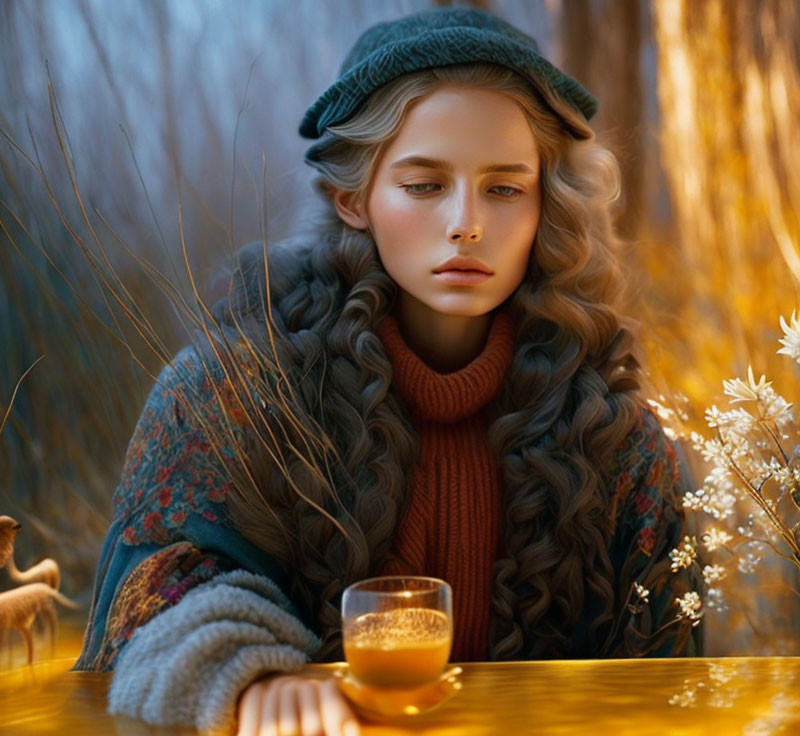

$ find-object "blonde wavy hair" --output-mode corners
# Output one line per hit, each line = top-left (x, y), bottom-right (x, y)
(203, 61), (645, 661)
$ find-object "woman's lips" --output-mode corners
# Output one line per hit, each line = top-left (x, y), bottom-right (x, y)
(434, 270), (493, 285)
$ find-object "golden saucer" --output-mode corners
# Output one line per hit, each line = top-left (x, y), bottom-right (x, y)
(333, 664), (463, 722)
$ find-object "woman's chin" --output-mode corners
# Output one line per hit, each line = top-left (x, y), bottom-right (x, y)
(425, 301), (499, 319)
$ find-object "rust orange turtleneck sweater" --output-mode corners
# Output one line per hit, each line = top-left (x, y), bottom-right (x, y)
(376, 309), (515, 661)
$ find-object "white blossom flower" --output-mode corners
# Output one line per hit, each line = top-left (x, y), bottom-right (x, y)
(723, 366), (772, 405)
(698, 436), (731, 467)
(737, 550), (762, 574)
(706, 587), (728, 612)
(737, 550), (761, 575)
(708, 464), (734, 484)
(716, 368), (794, 426)
(692, 467), (739, 520)
(670, 536), (698, 571)
(683, 488), (707, 512)
(690, 431), (707, 451)
(705, 405), (723, 428)
(676, 591), (703, 626)
(777, 311), (800, 364)
(627, 581), (651, 614)
(737, 513), (759, 539)
(647, 397), (676, 423)
(702, 564), (727, 584)
(702, 527), (733, 552)
(770, 461), (800, 491)
(726, 433), (754, 463)
(706, 405), (756, 436)
(725, 407), (756, 435)
(763, 392), (793, 427)
(705, 490), (737, 520)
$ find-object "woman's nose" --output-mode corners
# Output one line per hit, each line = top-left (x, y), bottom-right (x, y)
(447, 189), (483, 242)
(448, 224), (482, 242)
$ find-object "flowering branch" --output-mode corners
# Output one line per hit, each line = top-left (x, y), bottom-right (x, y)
(656, 312), (800, 622)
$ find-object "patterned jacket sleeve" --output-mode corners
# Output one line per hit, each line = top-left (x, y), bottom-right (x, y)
(578, 407), (704, 658)
(73, 344), (321, 732)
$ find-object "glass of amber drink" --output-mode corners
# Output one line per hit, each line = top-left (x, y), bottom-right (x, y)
(341, 576), (453, 689)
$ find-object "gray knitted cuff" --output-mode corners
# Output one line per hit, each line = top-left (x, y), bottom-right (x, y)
(107, 569), (322, 732)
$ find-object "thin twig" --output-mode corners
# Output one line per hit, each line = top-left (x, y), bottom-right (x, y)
(0, 355), (45, 436)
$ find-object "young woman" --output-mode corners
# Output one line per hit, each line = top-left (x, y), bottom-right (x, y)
(74, 7), (702, 736)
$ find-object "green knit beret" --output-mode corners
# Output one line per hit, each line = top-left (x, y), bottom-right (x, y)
(300, 6), (597, 163)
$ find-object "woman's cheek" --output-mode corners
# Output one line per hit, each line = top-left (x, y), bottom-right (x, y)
(380, 189), (426, 223)
(372, 194), (434, 247)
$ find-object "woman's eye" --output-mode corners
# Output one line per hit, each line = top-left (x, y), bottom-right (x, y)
(401, 183), (522, 198)
(402, 183), (441, 195)
(491, 185), (522, 198)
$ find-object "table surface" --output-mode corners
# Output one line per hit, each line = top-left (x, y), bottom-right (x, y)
(3, 648), (800, 736)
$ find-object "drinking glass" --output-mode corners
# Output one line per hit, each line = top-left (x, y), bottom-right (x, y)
(341, 576), (453, 689)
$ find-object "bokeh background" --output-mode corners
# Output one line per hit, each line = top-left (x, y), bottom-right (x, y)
(2, 0), (800, 657)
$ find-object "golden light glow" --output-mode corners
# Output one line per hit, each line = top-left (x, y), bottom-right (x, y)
(649, 0), (800, 655)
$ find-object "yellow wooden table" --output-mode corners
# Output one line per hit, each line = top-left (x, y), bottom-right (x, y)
(2, 652), (800, 735)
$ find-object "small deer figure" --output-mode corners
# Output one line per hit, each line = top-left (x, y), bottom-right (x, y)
(0, 583), (79, 664)
(0, 515), (77, 664)
(0, 516), (60, 589)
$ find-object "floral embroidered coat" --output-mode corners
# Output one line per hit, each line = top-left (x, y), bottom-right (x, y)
(73, 326), (703, 729)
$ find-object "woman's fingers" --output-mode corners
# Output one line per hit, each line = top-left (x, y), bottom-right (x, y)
(257, 676), (282, 736)
(236, 675), (359, 736)
(318, 679), (360, 736)
(236, 682), (262, 736)
(277, 678), (301, 735)
(297, 680), (323, 736)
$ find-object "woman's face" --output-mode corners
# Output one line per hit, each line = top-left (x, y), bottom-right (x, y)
(345, 84), (543, 319)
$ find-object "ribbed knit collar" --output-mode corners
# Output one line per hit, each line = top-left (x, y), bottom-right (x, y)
(377, 309), (516, 423)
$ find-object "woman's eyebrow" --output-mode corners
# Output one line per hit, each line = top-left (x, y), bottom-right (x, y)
(389, 155), (537, 175)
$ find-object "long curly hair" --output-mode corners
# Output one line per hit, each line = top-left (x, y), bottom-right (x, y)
(201, 61), (645, 662)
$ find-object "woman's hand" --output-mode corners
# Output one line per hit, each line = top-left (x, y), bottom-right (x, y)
(237, 674), (361, 736)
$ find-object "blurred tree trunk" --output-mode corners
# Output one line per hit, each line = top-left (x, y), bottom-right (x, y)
(652, 0), (800, 394)
(557, 0), (644, 239)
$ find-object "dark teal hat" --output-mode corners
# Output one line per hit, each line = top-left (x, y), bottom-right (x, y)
(300, 6), (597, 163)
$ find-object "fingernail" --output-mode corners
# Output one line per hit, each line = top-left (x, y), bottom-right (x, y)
(343, 720), (360, 736)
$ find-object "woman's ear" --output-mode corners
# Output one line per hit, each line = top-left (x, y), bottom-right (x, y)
(332, 189), (370, 231)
